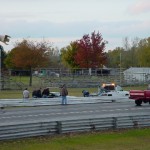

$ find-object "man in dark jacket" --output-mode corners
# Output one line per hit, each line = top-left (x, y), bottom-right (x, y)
(36, 88), (42, 98)
(42, 88), (50, 98)
(32, 89), (37, 98)
(60, 84), (68, 105)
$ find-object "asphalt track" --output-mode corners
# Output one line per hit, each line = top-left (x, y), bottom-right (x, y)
(0, 97), (149, 126)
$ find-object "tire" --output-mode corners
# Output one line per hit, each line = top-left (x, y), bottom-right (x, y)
(135, 100), (142, 106)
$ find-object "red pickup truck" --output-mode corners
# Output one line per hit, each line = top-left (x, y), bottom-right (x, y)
(129, 90), (150, 106)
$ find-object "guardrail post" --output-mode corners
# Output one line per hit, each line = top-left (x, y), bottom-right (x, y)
(112, 100), (116, 102)
(133, 121), (139, 128)
(56, 121), (62, 134)
(0, 104), (5, 113)
(130, 116), (139, 128)
(112, 117), (118, 129)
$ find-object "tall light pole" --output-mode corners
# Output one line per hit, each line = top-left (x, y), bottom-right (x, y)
(120, 51), (122, 86)
(0, 45), (2, 90)
(0, 34), (11, 90)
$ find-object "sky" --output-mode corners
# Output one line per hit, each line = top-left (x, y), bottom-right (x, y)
(0, 0), (150, 52)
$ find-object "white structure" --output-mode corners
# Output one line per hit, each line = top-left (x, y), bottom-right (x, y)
(123, 67), (150, 83)
(0, 35), (11, 45)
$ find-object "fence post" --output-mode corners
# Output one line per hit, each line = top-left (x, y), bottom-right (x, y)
(56, 121), (62, 134)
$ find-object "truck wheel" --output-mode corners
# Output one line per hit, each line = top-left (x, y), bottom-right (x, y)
(135, 100), (142, 106)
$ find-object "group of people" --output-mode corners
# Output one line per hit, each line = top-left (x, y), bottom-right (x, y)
(22, 84), (68, 105)
(32, 88), (50, 98)
(22, 87), (50, 100)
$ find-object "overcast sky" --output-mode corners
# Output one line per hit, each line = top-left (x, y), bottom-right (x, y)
(0, 0), (150, 51)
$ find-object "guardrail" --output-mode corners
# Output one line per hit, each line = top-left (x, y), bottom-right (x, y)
(0, 114), (149, 140)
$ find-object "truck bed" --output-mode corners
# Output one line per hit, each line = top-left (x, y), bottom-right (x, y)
(129, 90), (150, 100)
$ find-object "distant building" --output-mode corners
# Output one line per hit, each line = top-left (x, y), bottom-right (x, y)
(123, 67), (150, 84)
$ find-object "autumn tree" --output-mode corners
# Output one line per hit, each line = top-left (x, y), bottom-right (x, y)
(60, 42), (79, 68)
(5, 39), (51, 86)
(74, 31), (107, 68)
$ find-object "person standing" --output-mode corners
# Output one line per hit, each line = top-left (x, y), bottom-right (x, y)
(23, 88), (30, 102)
(60, 84), (68, 105)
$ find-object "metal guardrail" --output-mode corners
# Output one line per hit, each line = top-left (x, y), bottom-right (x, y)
(0, 114), (149, 140)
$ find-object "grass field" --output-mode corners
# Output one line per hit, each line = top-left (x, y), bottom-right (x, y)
(0, 85), (147, 99)
(0, 76), (147, 99)
(0, 128), (150, 150)
(0, 87), (98, 99)
(0, 75), (147, 99)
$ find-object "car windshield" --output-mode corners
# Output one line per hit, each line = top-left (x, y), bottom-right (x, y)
(104, 85), (115, 91)
(116, 85), (123, 91)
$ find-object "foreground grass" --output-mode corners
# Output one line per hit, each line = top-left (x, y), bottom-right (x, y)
(0, 128), (150, 150)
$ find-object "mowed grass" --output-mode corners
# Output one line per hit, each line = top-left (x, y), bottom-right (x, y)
(0, 88), (97, 99)
(0, 85), (147, 99)
(0, 85), (146, 99)
(0, 76), (100, 99)
(0, 75), (147, 99)
(0, 128), (150, 150)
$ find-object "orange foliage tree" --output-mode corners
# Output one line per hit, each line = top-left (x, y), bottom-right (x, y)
(5, 40), (50, 86)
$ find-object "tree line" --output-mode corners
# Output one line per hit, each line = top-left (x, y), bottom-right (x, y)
(1, 31), (150, 85)
(107, 37), (150, 68)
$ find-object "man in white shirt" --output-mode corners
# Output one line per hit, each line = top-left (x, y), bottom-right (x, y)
(23, 88), (30, 102)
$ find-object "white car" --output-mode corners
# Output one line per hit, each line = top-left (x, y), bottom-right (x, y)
(90, 83), (129, 97)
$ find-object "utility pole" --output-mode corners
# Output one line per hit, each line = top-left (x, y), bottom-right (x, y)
(0, 34), (11, 90)
(120, 51), (122, 86)
(0, 45), (2, 90)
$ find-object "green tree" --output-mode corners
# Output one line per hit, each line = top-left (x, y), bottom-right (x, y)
(137, 37), (150, 67)
(122, 37), (140, 68)
(60, 41), (79, 68)
(108, 37), (140, 68)
(107, 47), (123, 68)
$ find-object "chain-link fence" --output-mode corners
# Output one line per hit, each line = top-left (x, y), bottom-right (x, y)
(1, 67), (150, 90)
(33, 67), (150, 86)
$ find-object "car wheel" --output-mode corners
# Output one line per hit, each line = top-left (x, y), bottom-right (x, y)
(135, 100), (142, 106)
